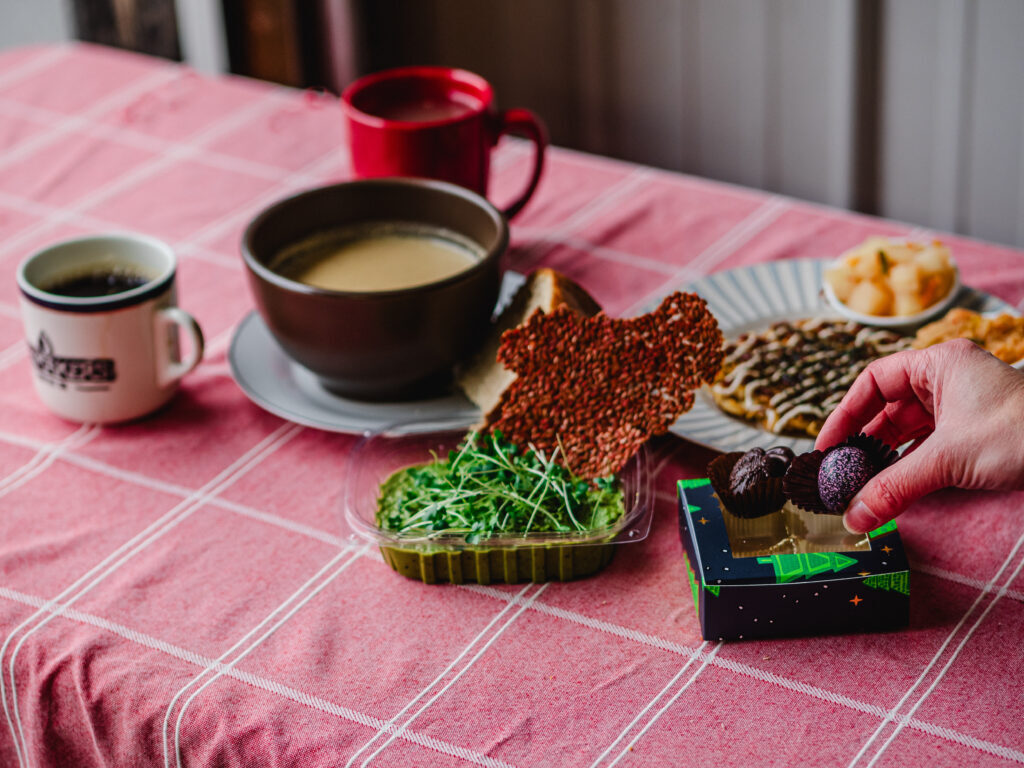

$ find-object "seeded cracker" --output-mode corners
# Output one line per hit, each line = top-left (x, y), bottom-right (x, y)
(484, 292), (723, 478)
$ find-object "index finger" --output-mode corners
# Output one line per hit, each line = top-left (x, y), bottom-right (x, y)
(815, 349), (933, 449)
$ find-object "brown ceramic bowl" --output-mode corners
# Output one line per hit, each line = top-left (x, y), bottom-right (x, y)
(242, 178), (507, 400)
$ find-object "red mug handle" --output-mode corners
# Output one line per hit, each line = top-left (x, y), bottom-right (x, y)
(494, 108), (547, 219)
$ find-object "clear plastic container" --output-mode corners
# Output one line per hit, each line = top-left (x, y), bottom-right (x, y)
(344, 424), (654, 584)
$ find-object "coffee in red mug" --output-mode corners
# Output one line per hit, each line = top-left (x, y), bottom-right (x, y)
(341, 66), (546, 218)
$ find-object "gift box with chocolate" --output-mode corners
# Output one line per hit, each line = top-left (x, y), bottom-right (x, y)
(678, 441), (910, 641)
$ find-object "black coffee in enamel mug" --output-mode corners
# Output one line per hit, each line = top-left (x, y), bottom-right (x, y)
(44, 268), (151, 298)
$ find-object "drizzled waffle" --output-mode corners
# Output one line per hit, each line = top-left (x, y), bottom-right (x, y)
(710, 318), (911, 438)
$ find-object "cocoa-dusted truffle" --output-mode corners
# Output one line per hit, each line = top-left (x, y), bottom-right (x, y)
(783, 433), (898, 515)
(818, 446), (874, 512)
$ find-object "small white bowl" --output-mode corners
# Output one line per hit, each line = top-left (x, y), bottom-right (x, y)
(823, 265), (961, 330)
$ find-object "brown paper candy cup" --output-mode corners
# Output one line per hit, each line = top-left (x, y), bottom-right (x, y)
(782, 449), (829, 514)
(841, 432), (899, 471)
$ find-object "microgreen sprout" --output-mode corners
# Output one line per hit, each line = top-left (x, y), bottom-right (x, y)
(376, 431), (624, 542)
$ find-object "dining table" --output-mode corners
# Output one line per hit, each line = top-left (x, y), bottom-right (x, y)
(0, 43), (1022, 768)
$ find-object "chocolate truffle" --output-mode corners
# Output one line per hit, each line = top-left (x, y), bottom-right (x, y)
(817, 446), (874, 512)
(729, 447), (769, 495)
(783, 433), (899, 515)
(765, 446), (795, 477)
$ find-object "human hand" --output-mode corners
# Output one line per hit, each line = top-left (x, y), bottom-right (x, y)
(815, 338), (1024, 533)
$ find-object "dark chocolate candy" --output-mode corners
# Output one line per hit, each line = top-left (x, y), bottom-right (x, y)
(817, 446), (874, 512)
(729, 448), (768, 495)
(765, 446), (795, 477)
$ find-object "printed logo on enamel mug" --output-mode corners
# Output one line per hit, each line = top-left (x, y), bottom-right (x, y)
(17, 233), (204, 424)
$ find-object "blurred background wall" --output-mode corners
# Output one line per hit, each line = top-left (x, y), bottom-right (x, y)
(3, 0), (1023, 248)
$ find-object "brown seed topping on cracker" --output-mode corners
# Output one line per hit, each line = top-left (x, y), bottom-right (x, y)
(484, 292), (723, 478)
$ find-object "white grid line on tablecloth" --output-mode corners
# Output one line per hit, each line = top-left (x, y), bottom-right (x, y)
(510, 168), (652, 269)
(169, 544), (372, 768)
(167, 146), (346, 256)
(463, 580), (1024, 764)
(161, 545), (355, 766)
(0, 342), (27, 371)
(0, 68), (180, 177)
(359, 584), (548, 768)
(0, 585), (515, 768)
(863, 541), (1024, 768)
(510, 228), (681, 277)
(0, 140), (344, 318)
(489, 136), (532, 175)
(606, 642), (724, 767)
(59, 446), (351, 546)
(546, 141), (968, 255)
(0, 424), (100, 502)
(0, 425), (353, 547)
(5, 569), (1021, 768)
(0, 94), (327, 183)
(0, 423), (96, 497)
(621, 195), (790, 318)
(0, 189), (239, 273)
(0, 420), (1018, 762)
(846, 528), (1024, 768)
(588, 640), (710, 767)
(0, 419), (1017, 665)
(342, 583), (537, 768)
(908, 560), (1024, 604)
(0, 47), (70, 92)
(0, 87), (290, 266)
(1, 422), (302, 767)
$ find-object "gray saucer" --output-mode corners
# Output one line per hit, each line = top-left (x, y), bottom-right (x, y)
(228, 311), (480, 435)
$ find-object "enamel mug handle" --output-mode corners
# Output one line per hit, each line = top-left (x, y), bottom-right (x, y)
(156, 307), (204, 388)
(494, 108), (548, 219)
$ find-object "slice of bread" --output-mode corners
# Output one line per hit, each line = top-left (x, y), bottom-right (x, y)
(457, 268), (602, 417)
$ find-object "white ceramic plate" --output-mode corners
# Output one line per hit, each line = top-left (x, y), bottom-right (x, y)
(228, 311), (480, 434)
(650, 258), (1016, 454)
(228, 272), (528, 435)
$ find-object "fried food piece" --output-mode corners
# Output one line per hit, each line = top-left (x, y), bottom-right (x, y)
(914, 309), (1024, 364)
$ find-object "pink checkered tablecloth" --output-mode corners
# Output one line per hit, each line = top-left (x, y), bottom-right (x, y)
(0, 43), (1022, 768)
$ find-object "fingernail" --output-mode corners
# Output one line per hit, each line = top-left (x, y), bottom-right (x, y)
(844, 500), (879, 534)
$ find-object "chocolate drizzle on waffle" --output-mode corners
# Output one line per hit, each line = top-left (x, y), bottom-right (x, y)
(712, 319), (911, 437)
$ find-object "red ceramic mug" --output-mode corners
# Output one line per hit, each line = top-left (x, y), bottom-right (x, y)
(341, 66), (547, 219)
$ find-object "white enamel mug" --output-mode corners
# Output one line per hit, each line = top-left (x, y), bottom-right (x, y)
(17, 233), (204, 424)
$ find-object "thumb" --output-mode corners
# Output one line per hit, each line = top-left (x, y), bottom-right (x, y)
(843, 444), (948, 533)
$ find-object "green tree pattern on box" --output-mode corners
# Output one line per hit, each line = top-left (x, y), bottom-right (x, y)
(683, 554), (701, 621)
(756, 552), (858, 583)
(678, 478), (711, 490)
(704, 584), (721, 596)
(862, 572), (910, 595)
(868, 519), (899, 539)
